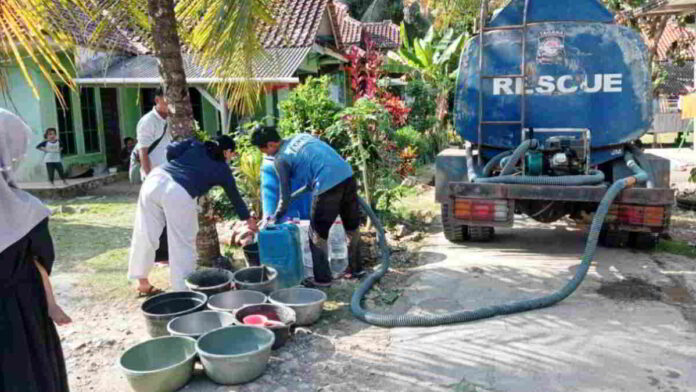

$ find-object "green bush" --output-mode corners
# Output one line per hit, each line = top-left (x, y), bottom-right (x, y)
(278, 76), (343, 138)
(404, 78), (437, 133)
(394, 126), (435, 163)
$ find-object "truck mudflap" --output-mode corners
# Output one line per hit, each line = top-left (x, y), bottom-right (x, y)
(448, 182), (674, 205)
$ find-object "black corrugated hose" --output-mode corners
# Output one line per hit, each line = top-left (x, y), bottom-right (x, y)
(350, 151), (648, 327)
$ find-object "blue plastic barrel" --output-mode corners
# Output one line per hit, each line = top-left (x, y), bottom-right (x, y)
(260, 157), (312, 221)
(258, 224), (304, 288)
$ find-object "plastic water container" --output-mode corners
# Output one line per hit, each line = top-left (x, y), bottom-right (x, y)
(258, 224), (304, 288)
(328, 219), (348, 277)
(260, 157), (312, 221)
(294, 220), (314, 278)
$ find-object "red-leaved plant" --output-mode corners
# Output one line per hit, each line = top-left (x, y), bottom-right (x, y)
(345, 35), (410, 127)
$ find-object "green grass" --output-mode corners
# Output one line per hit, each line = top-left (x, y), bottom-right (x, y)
(45, 196), (169, 298)
(655, 240), (696, 259)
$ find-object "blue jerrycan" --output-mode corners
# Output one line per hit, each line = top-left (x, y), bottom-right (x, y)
(258, 224), (304, 288)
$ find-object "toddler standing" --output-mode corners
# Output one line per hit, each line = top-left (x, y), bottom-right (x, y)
(36, 128), (69, 186)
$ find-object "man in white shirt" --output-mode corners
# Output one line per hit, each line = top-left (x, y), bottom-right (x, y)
(136, 87), (172, 180)
(133, 87), (172, 296)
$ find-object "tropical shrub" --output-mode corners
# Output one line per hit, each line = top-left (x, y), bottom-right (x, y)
(277, 76), (343, 137)
(404, 79), (437, 132)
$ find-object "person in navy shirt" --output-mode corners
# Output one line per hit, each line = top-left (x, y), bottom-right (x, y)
(251, 126), (363, 287)
(128, 135), (257, 294)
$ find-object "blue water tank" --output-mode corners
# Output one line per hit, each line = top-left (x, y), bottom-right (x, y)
(454, 0), (652, 165)
(261, 157), (312, 221)
(258, 224), (304, 288)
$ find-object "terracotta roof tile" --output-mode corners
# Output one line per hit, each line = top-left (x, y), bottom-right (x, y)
(328, 1), (400, 50)
(258, 0), (329, 48)
(655, 22), (696, 61)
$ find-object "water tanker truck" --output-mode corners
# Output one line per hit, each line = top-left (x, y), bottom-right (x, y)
(437, 0), (675, 248)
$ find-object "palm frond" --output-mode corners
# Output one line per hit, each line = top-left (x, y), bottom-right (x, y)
(0, 0), (88, 104)
(177, 0), (277, 116)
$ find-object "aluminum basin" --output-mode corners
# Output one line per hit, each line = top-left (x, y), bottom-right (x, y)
(196, 326), (274, 385)
(233, 266), (278, 295)
(234, 303), (296, 350)
(141, 291), (208, 337)
(119, 336), (197, 392)
(207, 290), (267, 314)
(167, 311), (237, 340)
(184, 268), (234, 296)
(268, 287), (326, 326)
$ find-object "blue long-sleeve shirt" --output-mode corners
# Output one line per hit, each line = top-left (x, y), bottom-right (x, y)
(162, 139), (250, 220)
(272, 134), (352, 220)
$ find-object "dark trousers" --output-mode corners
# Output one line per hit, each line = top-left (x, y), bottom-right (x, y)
(310, 176), (361, 282)
(45, 162), (67, 183)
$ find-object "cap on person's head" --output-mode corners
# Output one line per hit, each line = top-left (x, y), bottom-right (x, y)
(250, 125), (281, 148)
(215, 135), (235, 152)
(154, 86), (165, 98)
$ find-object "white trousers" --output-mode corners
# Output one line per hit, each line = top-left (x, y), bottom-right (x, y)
(127, 169), (199, 291)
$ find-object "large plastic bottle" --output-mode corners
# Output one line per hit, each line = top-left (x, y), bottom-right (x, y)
(328, 219), (348, 277)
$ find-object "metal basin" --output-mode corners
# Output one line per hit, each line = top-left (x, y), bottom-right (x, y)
(184, 268), (234, 297)
(196, 326), (274, 385)
(207, 290), (267, 314)
(141, 291), (208, 337)
(167, 311), (237, 340)
(232, 266), (278, 295)
(119, 336), (197, 392)
(268, 287), (326, 326)
(235, 304), (296, 350)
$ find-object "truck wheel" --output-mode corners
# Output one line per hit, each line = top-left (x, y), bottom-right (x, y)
(630, 232), (659, 250)
(599, 229), (630, 248)
(469, 226), (495, 242)
(441, 203), (468, 243)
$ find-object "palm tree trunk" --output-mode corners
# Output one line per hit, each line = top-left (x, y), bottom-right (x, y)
(148, 0), (220, 266)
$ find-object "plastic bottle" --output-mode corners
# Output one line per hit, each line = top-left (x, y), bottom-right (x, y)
(328, 218), (348, 277)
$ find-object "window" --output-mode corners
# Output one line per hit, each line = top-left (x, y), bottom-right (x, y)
(55, 85), (76, 155)
(80, 87), (100, 153)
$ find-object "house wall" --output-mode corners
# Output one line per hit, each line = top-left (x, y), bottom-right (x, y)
(0, 67), (48, 182)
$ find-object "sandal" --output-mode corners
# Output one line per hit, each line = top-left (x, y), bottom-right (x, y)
(137, 286), (164, 298)
(301, 278), (332, 288)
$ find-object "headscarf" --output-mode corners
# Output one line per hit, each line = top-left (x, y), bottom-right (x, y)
(0, 108), (51, 253)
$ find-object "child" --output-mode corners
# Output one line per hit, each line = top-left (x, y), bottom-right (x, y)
(36, 128), (69, 186)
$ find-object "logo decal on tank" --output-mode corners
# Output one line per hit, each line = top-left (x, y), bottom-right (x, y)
(537, 31), (565, 65)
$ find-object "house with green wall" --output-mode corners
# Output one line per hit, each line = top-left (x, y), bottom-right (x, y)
(7, 0), (399, 183)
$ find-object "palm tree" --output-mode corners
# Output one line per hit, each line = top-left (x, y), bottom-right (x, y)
(92, 0), (277, 265)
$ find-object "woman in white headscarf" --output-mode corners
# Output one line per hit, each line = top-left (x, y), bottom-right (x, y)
(0, 109), (71, 392)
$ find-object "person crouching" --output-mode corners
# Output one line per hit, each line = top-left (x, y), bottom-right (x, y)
(128, 135), (257, 294)
(250, 127), (363, 288)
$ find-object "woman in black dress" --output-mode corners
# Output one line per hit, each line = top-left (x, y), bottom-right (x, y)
(0, 109), (71, 392)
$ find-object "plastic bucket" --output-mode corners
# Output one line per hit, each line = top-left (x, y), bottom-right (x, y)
(141, 291), (208, 337)
(243, 243), (260, 267)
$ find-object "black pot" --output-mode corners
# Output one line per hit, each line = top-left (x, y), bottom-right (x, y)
(243, 243), (260, 266)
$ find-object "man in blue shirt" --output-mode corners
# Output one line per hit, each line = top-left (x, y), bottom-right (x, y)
(251, 127), (363, 286)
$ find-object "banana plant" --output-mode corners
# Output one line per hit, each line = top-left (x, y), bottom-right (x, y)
(388, 23), (464, 90)
(388, 23), (465, 150)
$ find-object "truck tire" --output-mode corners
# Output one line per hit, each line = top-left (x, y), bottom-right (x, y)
(441, 203), (468, 243)
(630, 232), (659, 250)
(469, 226), (495, 242)
(599, 229), (630, 248)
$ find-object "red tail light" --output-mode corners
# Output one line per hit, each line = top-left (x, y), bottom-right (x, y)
(455, 199), (509, 222)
